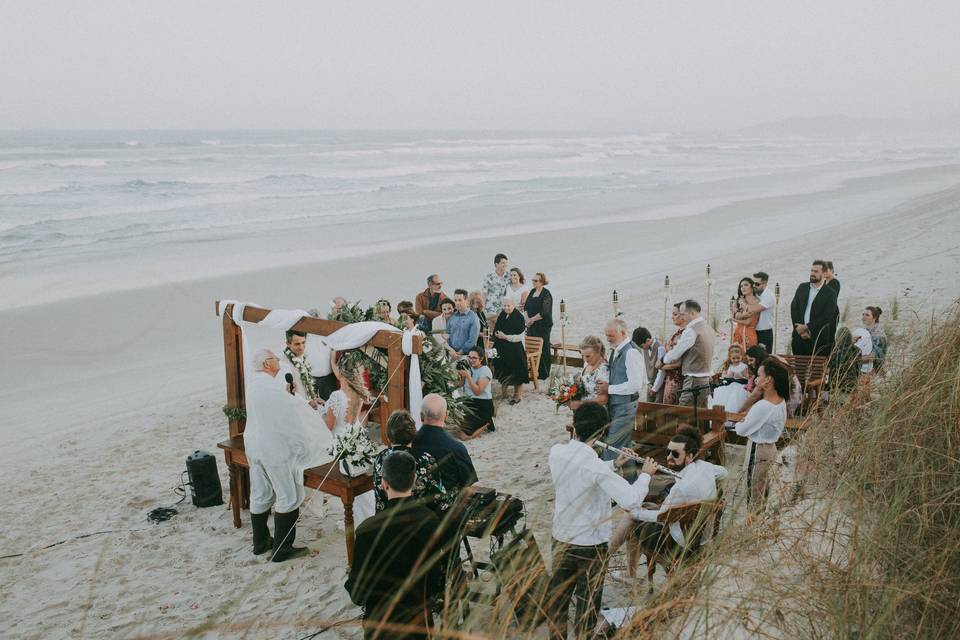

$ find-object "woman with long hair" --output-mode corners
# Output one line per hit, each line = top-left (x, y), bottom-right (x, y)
(861, 306), (887, 374)
(468, 290), (489, 353)
(734, 357), (789, 511)
(504, 267), (529, 311)
(730, 277), (759, 351)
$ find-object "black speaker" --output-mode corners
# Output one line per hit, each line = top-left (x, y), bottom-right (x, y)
(186, 451), (223, 508)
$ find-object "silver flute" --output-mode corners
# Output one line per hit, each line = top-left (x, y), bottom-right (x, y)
(595, 441), (683, 480)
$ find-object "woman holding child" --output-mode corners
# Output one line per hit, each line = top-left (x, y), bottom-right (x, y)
(731, 277), (759, 351)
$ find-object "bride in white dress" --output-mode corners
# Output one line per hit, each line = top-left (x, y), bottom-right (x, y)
(319, 384), (376, 526)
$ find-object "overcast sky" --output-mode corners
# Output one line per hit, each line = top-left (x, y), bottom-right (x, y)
(2, 0), (958, 131)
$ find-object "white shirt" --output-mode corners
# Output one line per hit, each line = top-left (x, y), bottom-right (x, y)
(550, 439), (649, 545)
(662, 317), (711, 377)
(803, 282), (824, 325)
(304, 335), (333, 377)
(607, 339), (647, 396)
(735, 398), (787, 444)
(631, 459), (728, 545)
(756, 287), (776, 331)
(649, 344), (667, 393)
(852, 327), (874, 373)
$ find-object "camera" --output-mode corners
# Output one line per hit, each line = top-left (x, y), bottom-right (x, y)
(456, 359), (471, 372)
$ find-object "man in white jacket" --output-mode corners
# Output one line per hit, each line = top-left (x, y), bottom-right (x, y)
(245, 348), (333, 562)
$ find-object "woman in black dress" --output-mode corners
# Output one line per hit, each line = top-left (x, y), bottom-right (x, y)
(468, 290), (489, 353)
(524, 272), (553, 381)
(493, 297), (529, 404)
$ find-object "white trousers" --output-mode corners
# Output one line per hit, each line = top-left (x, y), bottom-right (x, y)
(249, 460), (304, 515)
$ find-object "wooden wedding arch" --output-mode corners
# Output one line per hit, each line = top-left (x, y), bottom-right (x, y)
(213, 300), (423, 563)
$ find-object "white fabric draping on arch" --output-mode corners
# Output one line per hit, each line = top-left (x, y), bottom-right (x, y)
(219, 303), (422, 426)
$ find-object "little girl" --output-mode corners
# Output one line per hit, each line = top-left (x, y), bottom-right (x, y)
(710, 344), (751, 412)
(721, 345), (750, 381)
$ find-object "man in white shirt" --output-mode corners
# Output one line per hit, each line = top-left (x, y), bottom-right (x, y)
(748, 271), (777, 352)
(661, 300), (715, 407)
(547, 403), (651, 640)
(596, 319), (647, 469)
(279, 330), (322, 408)
(609, 426), (727, 572)
(305, 333), (338, 401)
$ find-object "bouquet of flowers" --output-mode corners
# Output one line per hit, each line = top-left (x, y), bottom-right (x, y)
(328, 422), (378, 475)
(547, 371), (585, 413)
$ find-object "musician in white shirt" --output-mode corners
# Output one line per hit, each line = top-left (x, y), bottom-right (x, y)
(608, 426), (727, 577)
(547, 403), (650, 640)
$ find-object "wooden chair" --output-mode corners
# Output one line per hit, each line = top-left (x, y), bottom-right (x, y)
(524, 335), (544, 391)
(781, 354), (828, 414)
(642, 498), (725, 592)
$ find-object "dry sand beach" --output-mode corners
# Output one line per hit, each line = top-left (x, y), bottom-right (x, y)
(2, 162), (960, 639)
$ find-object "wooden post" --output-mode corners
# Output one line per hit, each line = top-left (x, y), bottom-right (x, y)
(384, 334), (407, 446)
(559, 299), (567, 379)
(220, 302), (246, 438)
(705, 264), (712, 327)
(662, 275), (670, 343)
(774, 282), (781, 353)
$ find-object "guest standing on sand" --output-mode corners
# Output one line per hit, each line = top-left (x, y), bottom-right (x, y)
(468, 290), (489, 353)
(734, 357), (788, 511)
(447, 289), (480, 359)
(415, 274), (448, 329)
(504, 267), (529, 310)
(492, 297), (529, 404)
(731, 277), (759, 351)
(596, 319), (645, 470)
(481, 253), (510, 317)
(568, 335), (608, 410)
(245, 349), (333, 562)
(789, 260), (838, 356)
(524, 272), (554, 380)
(748, 272), (777, 352)
(632, 327), (665, 403)
(662, 300), (715, 408)
(862, 306), (887, 374)
(659, 303), (687, 404)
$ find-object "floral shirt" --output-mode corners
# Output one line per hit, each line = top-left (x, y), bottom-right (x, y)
(579, 363), (610, 401)
(372, 445), (448, 513)
(482, 271), (510, 315)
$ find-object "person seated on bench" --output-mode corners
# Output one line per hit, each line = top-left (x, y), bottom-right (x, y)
(608, 426), (727, 573)
(245, 348), (334, 562)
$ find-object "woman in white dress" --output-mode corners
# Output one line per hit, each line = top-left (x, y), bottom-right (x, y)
(504, 267), (529, 311)
(568, 335), (609, 410)
(319, 381), (376, 525)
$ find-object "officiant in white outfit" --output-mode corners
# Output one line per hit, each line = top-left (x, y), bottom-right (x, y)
(245, 348), (334, 562)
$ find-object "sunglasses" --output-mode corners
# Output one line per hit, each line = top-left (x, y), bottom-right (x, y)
(666, 449), (684, 459)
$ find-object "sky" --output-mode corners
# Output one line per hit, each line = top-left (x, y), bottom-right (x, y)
(1, 0), (959, 131)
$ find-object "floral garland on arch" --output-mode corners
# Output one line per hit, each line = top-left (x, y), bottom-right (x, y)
(282, 346), (319, 402)
(331, 324), (471, 426)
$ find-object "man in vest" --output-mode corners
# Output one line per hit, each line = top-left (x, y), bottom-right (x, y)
(596, 318), (647, 474)
(661, 300), (715, 407)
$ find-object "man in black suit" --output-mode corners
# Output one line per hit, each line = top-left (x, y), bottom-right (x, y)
(346, 450), (443, 639)
(790, 260), (839, 356)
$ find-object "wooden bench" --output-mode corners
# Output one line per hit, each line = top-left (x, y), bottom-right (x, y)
(550, 342), (584, 368)
(524, 336), (544, 391)
(217, 436), (373, 564)
(632, 402), (728, 465)
(781, 354), (829, 415)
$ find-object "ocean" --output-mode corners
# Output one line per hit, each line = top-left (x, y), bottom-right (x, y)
(1, 129), (957, 310)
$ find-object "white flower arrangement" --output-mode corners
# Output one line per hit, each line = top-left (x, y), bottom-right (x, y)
(328, 422), (377, 468)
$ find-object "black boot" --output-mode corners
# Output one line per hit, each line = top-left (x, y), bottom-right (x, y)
(251, 511), (273, 555)
(271, 508), (309, 562)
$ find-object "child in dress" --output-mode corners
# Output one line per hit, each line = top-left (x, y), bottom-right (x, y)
(721, 345), (750, 381)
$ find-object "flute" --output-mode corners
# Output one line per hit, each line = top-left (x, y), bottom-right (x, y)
(595, 441), (683, 480)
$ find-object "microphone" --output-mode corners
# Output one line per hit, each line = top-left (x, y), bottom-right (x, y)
(284, 373), (295, 395)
